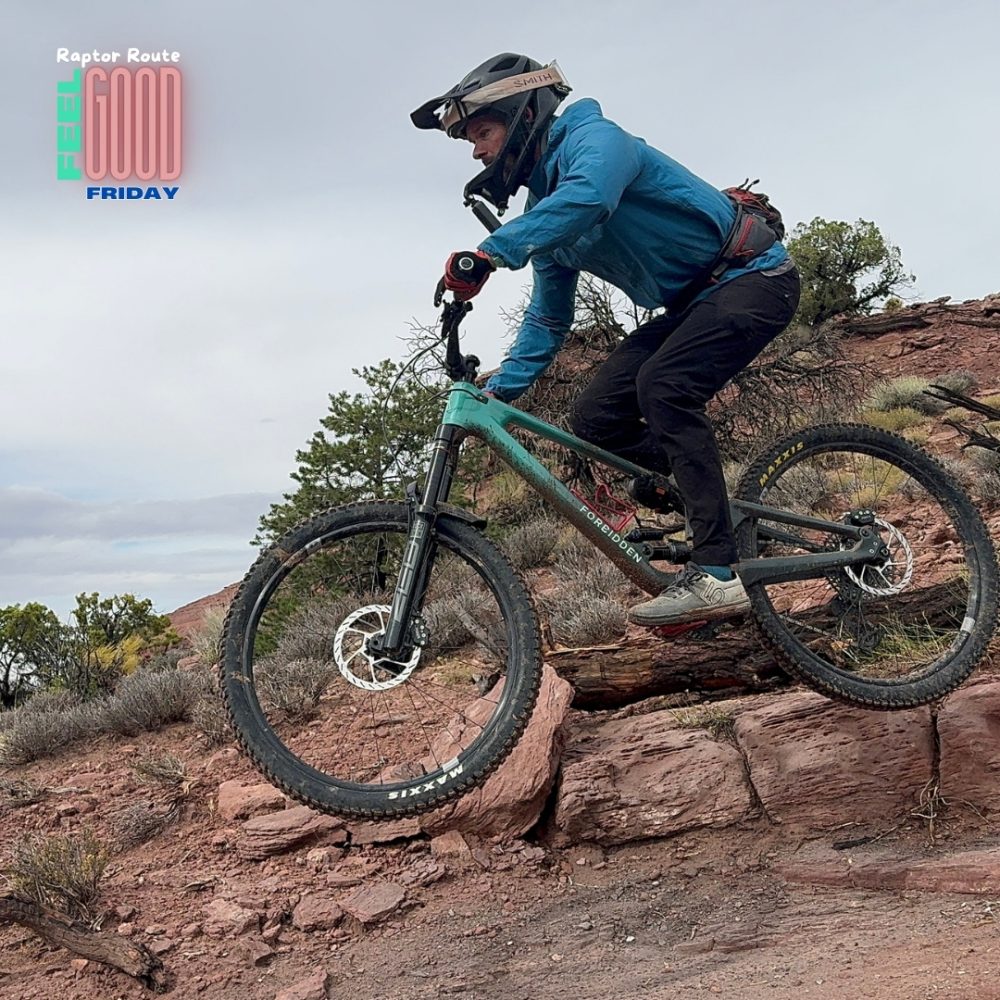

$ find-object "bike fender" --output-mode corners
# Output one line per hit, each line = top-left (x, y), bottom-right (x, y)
(436, 503), (488, 529)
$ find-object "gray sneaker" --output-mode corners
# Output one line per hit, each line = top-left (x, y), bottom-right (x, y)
(628, 562), (750, 626)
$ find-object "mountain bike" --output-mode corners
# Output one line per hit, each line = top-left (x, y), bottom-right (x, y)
(219, 276), (999, 821)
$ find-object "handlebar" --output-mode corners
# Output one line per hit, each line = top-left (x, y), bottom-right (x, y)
(440, 298), (479, 382)
(435, 195), (502, 384)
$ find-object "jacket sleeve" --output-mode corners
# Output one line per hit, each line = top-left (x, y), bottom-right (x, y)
(483, 255), (578, 402)
(478, 118), (642, 270)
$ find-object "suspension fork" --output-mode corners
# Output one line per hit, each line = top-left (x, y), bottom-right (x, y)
(375, 423), (464, 655)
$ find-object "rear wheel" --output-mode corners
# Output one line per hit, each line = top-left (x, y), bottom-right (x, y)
(735, 424), (998, 707)
(219, 501), (543, 818)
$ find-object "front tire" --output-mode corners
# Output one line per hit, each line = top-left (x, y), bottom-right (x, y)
(219, 501), (543, 818)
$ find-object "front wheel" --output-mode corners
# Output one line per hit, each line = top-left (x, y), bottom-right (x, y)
(735, 423), (999, 708)
(219, 501), (542, 818)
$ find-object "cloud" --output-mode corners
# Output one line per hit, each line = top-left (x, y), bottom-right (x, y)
(0, 486), (273, 541)
(0, 487), (275, 616)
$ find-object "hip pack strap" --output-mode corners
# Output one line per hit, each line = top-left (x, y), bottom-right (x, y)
(669, 204), (778, 316)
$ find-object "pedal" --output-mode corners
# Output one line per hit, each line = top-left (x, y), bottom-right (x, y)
(627, 474), (684, 515)
(653, 620), (711, 639)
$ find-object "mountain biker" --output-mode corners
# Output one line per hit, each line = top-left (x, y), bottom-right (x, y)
(412, 53), (801, 626)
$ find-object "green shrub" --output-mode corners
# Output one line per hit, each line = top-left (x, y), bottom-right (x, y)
(543, 594), (627, 647)
(21, 690), (82, 715)
(98, 670), (197, 737)
(866, 376), (938, 414)
(505, 519), (561, 570)
(254, 657), (337, 722)
(539, 536), (629, 645)
(0, 670), (197, 764)
(0, 709), (83, 764)
(7, 829), (108, 921)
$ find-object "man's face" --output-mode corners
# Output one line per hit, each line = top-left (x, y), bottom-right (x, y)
(466, 116), (508, 167)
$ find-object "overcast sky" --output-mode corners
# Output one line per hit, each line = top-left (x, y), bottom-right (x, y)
(2, 0), (998, 619)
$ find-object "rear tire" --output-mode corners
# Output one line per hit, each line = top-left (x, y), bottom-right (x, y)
(735, 423), (998, 708)
(219, 501), (543, 818)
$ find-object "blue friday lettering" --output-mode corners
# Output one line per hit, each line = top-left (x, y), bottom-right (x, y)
(85, 187), (180, 200)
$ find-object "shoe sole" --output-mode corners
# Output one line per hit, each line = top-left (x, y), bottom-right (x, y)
(628, 598), (751, 628)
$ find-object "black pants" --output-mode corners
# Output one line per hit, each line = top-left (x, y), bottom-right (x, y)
(569, 267), (801, 566)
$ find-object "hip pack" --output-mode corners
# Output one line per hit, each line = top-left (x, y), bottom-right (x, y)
(671, 180), (784, 314)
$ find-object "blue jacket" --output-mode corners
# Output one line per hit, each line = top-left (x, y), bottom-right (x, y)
(480, 98), (788, 402)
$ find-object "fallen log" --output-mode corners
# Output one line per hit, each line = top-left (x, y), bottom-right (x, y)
(547, 622), (788, 709)
(0, 894), (166, 991)
(834, 313), (932, 336)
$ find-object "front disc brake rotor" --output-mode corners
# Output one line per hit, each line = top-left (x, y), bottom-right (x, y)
(332, 605), (421, 691)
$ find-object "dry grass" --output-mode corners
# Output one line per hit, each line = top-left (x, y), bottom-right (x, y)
(189, 674), (233, 747)
(973, 469), (1000, 508)
(188, 606), (227, 666)
(0, 777), (44, 812)
(911, 779), (946, 845)
(254, 657), (338, 723)
(132, 751), (187, 788)
(545, 595), (627, 647)
(669, 703), (738, 741)
(109, 799), (181, 852)
(860, 407), (928, 432)
(6, 829), (108, 921)
(966, 446), (1000, 473)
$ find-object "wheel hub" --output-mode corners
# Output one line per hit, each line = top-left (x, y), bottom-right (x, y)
(842, 514), (914, 597)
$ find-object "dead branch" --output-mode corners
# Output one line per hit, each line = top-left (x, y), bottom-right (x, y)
(0, 893), (167, 991)
(834, 313), (933, 336)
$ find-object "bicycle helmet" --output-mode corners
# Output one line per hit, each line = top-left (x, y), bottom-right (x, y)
(411, 53), (571, 212)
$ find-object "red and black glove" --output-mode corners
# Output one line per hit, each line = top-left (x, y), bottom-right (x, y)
(440, 250), (495, 302)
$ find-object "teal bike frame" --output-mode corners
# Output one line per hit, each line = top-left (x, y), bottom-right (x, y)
(372, 378), (885, 657)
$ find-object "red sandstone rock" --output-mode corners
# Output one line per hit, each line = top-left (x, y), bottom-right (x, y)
(202, 897), (261, 938)
(291, 894), (344, 932)
(275, 967), (329, 1000)
(938, 679), (1000, 812)
(420, 666), (574, 839)
(734, 691), (933, 828)
(217, 779), (286, 822)
(778, 848), (1000, 894)
(238, 806), (345, 860)
(346, 817), (421, 845)
(338, 881), (406, 928)
(551, 712), (753, 846)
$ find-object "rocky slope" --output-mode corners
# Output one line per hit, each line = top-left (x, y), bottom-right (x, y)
(3, 295), (1000, 999)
